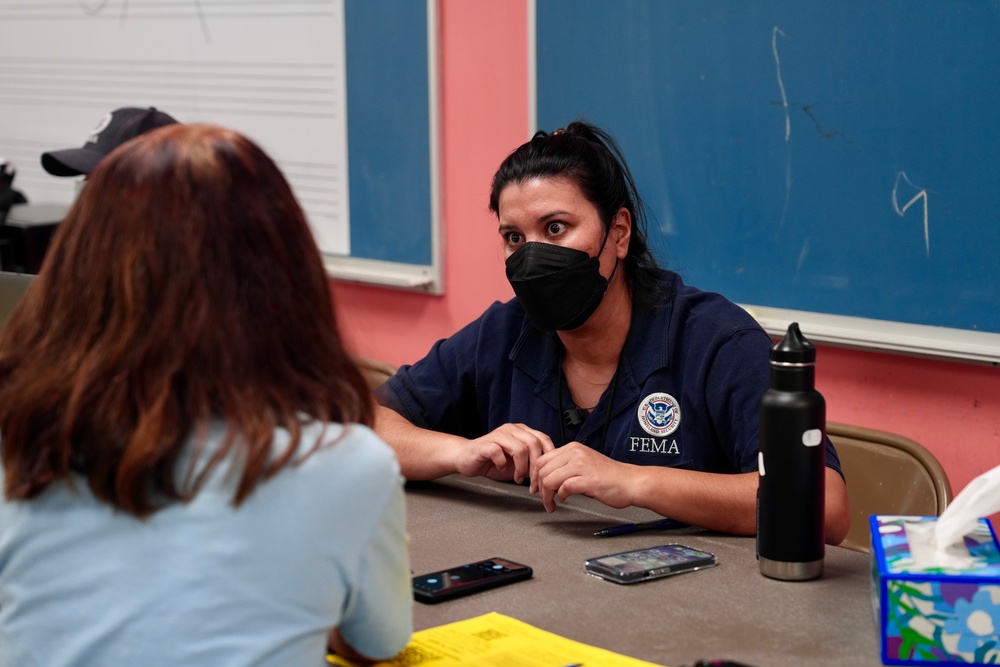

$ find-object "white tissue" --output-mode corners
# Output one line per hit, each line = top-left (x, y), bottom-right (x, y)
(905, 463), (1000, 570)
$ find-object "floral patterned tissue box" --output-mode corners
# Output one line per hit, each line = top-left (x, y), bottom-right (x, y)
(870, 515), (1000, 665)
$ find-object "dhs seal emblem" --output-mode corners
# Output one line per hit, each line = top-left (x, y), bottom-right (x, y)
(637, 393), (681, 437)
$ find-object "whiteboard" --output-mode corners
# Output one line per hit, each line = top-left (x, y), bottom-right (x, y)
(0, 0), (442, 292)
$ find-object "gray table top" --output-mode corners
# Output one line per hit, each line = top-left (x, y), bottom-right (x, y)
(405, 475), (883, 667)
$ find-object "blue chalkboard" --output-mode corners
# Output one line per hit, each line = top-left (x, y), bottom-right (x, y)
(537, 1), (1000, 337)
(345, 0), (434, 268)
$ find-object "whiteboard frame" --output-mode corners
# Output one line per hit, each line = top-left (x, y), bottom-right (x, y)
(325, 0), (442, 294)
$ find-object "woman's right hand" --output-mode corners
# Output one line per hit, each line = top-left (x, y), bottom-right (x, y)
(375, 406), (554, 485)
(457, 423), (555, 490)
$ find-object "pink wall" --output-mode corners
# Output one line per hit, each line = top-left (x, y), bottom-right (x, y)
(332, 0), (520, 367)
(819, 346), (999, 496)
(332, 1), (1000, 505)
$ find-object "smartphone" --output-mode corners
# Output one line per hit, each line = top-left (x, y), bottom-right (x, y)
(584, 543), (717, 584)
(412, 557), (533, 604)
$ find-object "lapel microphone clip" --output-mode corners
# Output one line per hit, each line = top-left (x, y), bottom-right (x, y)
(562, 407), (589, 427)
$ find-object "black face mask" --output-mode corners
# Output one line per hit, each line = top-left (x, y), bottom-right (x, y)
(505, 240), (616, 331)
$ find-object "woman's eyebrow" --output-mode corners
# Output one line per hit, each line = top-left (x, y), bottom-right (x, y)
(538, 209), (571, 222)
(498, 209), (573, 234)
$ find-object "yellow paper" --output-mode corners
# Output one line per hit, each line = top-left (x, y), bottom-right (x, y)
(326, 611), (665, 667)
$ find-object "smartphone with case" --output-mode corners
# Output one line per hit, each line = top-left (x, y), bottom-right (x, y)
(585, 543), (717, 584)
(412, 557), (533, 604)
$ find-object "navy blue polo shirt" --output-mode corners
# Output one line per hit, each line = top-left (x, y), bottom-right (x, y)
(376, 270), (842, 476)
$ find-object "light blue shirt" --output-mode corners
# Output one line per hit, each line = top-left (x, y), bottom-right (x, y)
(0, 421), (412, 666)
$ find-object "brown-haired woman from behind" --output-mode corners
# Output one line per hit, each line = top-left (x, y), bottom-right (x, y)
(0, 124), (412, 666)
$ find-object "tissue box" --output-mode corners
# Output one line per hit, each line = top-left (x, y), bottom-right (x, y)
(870, 515), (1000, 665)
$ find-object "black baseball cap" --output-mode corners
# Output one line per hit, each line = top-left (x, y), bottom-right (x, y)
(41, 107), (179, 177)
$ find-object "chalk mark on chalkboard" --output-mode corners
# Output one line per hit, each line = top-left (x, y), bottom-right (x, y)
(801, 105), (842, 141)
(892, 171), (930, 257)
(796, 237), (811, 274)
(772, 26), (792, 231)
(772, 27), (790, 142)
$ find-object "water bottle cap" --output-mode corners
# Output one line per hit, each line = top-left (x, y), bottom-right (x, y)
(771, 322), (817, 365)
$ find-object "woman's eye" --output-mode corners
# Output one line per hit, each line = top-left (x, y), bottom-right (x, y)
(505, 232), (523, 246)
(546, 222), (565, 235)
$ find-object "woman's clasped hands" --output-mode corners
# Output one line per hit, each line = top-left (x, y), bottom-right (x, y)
(454, 425), (633, 514)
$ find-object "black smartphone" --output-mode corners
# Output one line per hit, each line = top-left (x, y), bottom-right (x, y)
(584, 543), (717, 584)
(412, 557), (533, 604)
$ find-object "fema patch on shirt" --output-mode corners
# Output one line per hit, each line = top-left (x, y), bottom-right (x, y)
(637, 393), (681, 437)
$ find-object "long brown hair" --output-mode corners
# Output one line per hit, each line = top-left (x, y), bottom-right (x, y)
(0, 124), (372, 517)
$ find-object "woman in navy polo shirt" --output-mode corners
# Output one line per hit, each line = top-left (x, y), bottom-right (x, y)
(375, 122), (850, 544)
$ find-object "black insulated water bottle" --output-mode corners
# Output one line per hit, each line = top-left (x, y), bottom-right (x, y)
(757, 322), (826, 581)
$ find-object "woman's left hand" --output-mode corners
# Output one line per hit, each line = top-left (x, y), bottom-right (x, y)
(533, 442), (635, 512)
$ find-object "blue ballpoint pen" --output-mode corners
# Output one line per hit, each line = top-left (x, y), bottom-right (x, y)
(593, 518), (685, 537)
